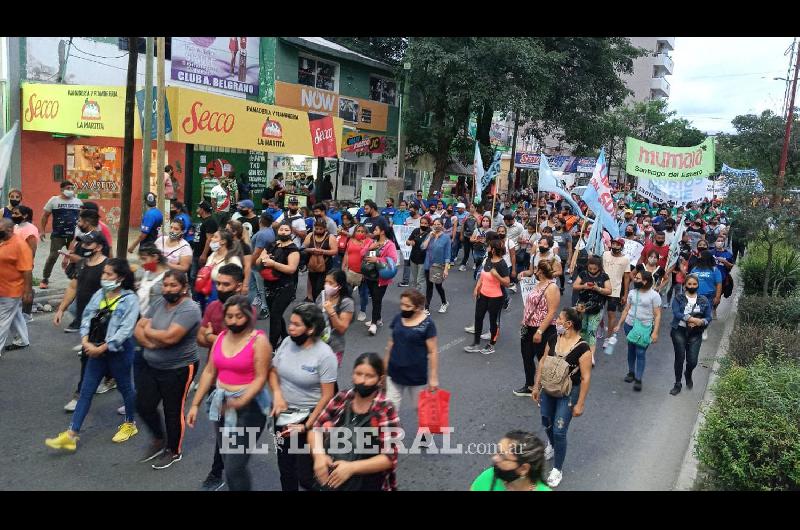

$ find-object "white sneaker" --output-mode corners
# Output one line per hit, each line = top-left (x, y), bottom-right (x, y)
(544, 443), (554, 461)
(702, 330), (709, 341)
(546, 468), (563, 488)
(356, 311), (367, 322)
(64, 399), (78, 412)
(509, 284), (517, 293)
(424, 309), (431, 316)
(458, 265), (467, 272)
(72, 344), (83, 352)
(473, 264), (477, 270)
(96, 380), (117, 394)
(438, 302), (449, 313)
(465, 325), (475, 334)
(117, 405), (126, 416)
(368, 324), (377, 336)
(189, 381), (199, 393)
(480, 332), (491, 340)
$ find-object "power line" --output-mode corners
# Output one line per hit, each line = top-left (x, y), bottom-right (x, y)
(681, 70), (785, 80)
(68, 41), (129, 60)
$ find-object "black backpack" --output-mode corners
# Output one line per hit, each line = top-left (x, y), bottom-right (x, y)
(463, 216), (477, 239)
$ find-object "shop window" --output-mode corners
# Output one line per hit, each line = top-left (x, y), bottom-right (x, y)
(370, 76), (397, 105)
(298, 56), (337, 91)
(342, 162), (358, 187)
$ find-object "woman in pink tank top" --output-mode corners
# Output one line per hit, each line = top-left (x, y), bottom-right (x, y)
(187, 295), (273, 491)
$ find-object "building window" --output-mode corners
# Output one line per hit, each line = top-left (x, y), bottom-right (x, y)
(370, 162), (384, 179)
(342, 162), (358, 187)
(298, 56), (337, 91)
(369, 76), (397, 105)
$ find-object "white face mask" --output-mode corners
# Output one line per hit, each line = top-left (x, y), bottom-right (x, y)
(324, 284), (339, 298)
(63, 189), (75, 198)
(209, 241), (221, 252)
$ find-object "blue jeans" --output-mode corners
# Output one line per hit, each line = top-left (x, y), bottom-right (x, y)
(70, 338), (136, 432)
(358, 282), (370, 313)
(248, 270), (266, 309)
(451, 237), (462, 264)
(623, 323), (650, 380)
(331, 254), (343, 271)
(540, 385), (580, 471)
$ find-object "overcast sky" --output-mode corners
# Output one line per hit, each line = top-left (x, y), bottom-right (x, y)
(668, 37), (796, 134)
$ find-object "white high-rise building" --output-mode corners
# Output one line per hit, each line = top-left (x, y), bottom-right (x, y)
(623, 37), (675, 101)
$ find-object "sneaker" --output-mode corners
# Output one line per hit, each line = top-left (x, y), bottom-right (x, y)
(438, 302), (449, 313)
(463, 344), (483, 353)
(458, 265), (467, 272)
(546, 468), (563, 488)
(544, 443), (555, 461)
(465, 325), (475, 334)
(96, 379), (117, 394)
(72, 344), (83, 352)
(702, 330), (709, 341)
(509, 284), (517, 293)
(200, 473), (226, 491)
(64, 399), (78, 412)
(504, 301), (512, 312)
(152, 449), (182, 470)
(398, 282), (409, 287)
(45, 431), (78, 451)
(669, 383), (682, 396)
(662, 303), (669, 309)
(117, 405), (126, 416)
(139, 440), (166, 463)
(4, 343), (29, 351)
(480, 331), (490, 340)
(23, 313), (33, 323)
(423, 309), (431, 316)
(512, 386), (532, 397)
(356, 311), (367, 322)
(64, 326), (80, 333)
(624, 372), (635, 383)
(39, 279), (49, 289)
(472, 264), (477, 270)
(685, 371), (694, 390)
(633, 379), (643, 392)
(258, 308), (270, 320)
(368, 324), (377, 336)
(480, 344), (496, 355)
(567, 278), (573, 284)
(112, 422), (139, 443)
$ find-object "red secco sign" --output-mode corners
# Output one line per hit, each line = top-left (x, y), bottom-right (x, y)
(309, 116), (337, 158)
(181, 101), (235, 135)
(24, 93), (60, 122)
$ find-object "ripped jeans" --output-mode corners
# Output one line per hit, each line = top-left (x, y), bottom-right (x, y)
(539, 385), (581, 471)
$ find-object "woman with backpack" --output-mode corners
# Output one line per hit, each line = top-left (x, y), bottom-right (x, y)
(344, 224), (372, 323)
(532, 307), (592, 488)
(257, 223), (300, 349)
(360, 223), (398, 336)
(613, 270), (662, 392)
(303, 220), (337, 303)
(421, 218), (451, 315)
(45, 259), (140, 452)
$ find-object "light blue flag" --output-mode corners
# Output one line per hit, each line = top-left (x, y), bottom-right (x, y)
(481, 150), (502, 192)
(581, 148), (619, 239)
(538, 154), (586, 219)
(585, 210), (606, 257)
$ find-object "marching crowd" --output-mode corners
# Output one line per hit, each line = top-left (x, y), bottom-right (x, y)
(0, 176), (739, 491)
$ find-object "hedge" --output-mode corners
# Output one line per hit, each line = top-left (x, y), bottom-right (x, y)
(739, 243), (800, 297)
(736, 293), (800, 331)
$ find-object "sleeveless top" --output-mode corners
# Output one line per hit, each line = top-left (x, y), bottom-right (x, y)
(213, 329), (264, 386)
(523, 280), (555, 328)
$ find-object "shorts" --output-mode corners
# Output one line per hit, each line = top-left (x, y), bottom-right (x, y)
(607, 296), (621, 312)
(580, 311), (603, 347)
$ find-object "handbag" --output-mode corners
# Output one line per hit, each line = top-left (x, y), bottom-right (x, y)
(194, 265), (214, 295)
(429, 263), (445, 284)
(626, 291), (653, 348)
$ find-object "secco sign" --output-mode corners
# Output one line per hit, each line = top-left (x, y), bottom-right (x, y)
(625, 137), (715, 180)
(21, 83), (138, 138)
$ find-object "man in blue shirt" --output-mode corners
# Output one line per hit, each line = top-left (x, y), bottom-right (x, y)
(411, 189), (427, 211)
(711, 234), (735, 287)
(170, 200), (195, 244)
(392, 200), (411, 226)
(128, 193), (163, 254)
(250, 212), (276, 319)
(263, 199), (284, 226)
(381, 198), (397, 222)
(326, 201), (343, 227)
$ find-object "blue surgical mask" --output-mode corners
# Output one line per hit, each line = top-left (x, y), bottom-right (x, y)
(101, 279), (120, 293)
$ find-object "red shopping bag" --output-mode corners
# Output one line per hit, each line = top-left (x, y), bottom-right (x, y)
(417, 388), (451, 434)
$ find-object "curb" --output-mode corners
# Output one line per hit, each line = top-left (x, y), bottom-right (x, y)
(673, 268), (743, 491)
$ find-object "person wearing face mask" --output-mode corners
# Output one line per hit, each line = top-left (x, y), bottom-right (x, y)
(188, 295), (272, 491)
(309, 352), (400, 491)
(53, 231), (110, 411)
(381, 197), (397, 222)
(602, 239), (631, 344)
(0, 218), (33, 356)
(711, 235), (735, 304)
(10, 205), (39, 325)
(45, 259), (140, 452)
(235, 199), (259, 239)
(668, 274), (712, 396)
(532, 308), (592, 488)
(464, 240), (511, 355)
(638, 230), (669, 269)
(573, 256), (612, 364)
(470, 430), (550, 491)
(469, 215), (492, 281)
(421, 218), (451, 315)
(613, 270), (662, 392)
(269, 303), (337, 491)
(133, 270), (202, 469)
(170, 201), (195, 244)
(344, 224), (373, 321)
(316, 269), (355, 371)
(687, 239), (710, 272)
(362, 223), (400, 334)
(3, 188), (22, 219)
(136, 245), (170, 317)
(303, 219), (338, 303)
(551, 219), (573, 293)
(128, 193), (164, 255)
(155, 219), (193, 273)
(39, 181), (83, 289)
(406, 215), (432, 293)
(617, 209), (638, 239)
(690, 250), (723, 324)
(258, 223), (301, 349)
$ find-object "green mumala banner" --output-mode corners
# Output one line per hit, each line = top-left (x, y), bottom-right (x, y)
(625, 136), (715, 180)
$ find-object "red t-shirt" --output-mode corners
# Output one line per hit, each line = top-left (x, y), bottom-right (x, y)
(640, 241), (669, 268)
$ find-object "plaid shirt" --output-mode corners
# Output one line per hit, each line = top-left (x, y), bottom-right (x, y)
(313, 389), (400, 491)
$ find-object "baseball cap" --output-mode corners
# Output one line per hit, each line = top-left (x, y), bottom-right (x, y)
(288, 196), (300, 204)
(145, 192), (157, 207)
(237, 199), (255, 210)
(456, 202), (466, 209)
(624, 208), (634, 215)
(78, 231), (107, 245)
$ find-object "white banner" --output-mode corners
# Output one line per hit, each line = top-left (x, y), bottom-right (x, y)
(0, 122), (19, 192)
(519, 276), (538, 300)
(393, 224), (414, 260)
(622, 239), (644, 266)
(636, 176), (707, 205)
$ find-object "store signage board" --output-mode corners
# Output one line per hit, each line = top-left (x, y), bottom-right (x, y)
(171, 37), (260, 97)
(275, 81), (388, 132)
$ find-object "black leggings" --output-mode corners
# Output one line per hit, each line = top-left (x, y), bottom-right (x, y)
(520, 324), (557, 387)
(425, 269), (447, 309)
(308, 271), (327, 302)
(135, 360), (198, 454)
(265, 284), (295, 349)
(275, 428), (315, 491)
(366, 280), (387, 323)
(215, 400), (267, 491)
(460, 239), (473, 266)
(474, 294), (503, 345)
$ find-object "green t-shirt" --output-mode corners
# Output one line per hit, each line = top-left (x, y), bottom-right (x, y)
(470, 468), (551, 491)
(631, 202), (648, 214)
(201, 177), (219, 199)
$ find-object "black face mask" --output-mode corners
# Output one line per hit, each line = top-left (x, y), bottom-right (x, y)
(684, 286), (698, 294)
(539, 246), (549, 254)
(290, 334), (309, 346)
(493, 464), (522, 483)
(9, 199), (20, 207)
(227, 322), (248, 334)
(163, 292), (182, 304)
(288, 207), (298, 214)
(401, 309), (415, 319)
(80, 246), (96, 258)
(11, 216), (24, 225)
(353, 382), (380, 398)
(217, 289), (236, 304)
(420, 226), (430, 232)
(277, 234), (291, 242)
(633, 281), (645, 290)
(655, 240), (665, 246)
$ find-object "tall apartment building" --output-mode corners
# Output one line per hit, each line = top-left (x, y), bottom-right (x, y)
(623, 37), (675, 101)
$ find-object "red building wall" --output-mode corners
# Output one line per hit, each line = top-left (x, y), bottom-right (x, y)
(21, 131), (187, 234)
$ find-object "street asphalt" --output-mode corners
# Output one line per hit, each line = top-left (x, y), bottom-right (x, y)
(0, 263), (734, 491)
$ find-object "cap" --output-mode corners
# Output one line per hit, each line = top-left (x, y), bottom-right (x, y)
(456, 202), (466, 209)
(78, 231), (107, 245)
(288, 196), (300, 204)
(237, 199), (255, 210)
(145, 193), (157, 207)
(624, 209), (634, 215)
(613, 238), (625, 246)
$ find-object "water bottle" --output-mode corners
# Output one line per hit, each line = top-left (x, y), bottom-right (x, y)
(604, 334), (617, 355)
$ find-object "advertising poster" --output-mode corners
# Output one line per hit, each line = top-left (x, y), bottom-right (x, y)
(171, 37), (260, 96)
(67, 145), (122, 200)
(274, 81), (388, 132)
(342, 132), (386, 154)
(625, 137), (715, 180)
(192, 150), (269, 212)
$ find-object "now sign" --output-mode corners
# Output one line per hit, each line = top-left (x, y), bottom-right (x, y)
(309, 116), (338, 158)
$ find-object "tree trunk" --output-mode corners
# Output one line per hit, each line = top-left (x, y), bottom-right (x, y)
(117, 37), (138, 259)
(763, 239), (774, 296)
(429, 132), (451, 197)
(476, 103), (492, 148)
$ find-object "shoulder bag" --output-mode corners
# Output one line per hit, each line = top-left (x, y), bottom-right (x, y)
(540, 338), (587, 398)
(626, 290), (654, 348)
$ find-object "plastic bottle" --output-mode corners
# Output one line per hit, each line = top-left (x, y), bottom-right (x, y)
(604, 334), (617, 355)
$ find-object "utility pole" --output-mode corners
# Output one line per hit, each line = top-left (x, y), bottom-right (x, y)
(395, 61), (411, 187)
(142, 37), (154, 195)
(507, 111), (519, 195)
(156, 37), (167, 225)
(776, 38), (800, 206)
(118, 37), (138, 258)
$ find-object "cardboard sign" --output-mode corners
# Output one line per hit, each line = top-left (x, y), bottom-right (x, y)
(393, 224), (413, 260)
(519, 276), (538, 300)
(622, 239), (644, 265)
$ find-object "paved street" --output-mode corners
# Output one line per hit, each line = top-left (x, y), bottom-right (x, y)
(0, 264), (733, 491)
